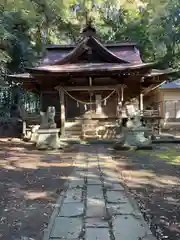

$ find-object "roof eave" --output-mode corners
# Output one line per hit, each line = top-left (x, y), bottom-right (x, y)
(26, 62), (155, 77)
(8, 73), (33, 79)
(145, 68), (178, 77)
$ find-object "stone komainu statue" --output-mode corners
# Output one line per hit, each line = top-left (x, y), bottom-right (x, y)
(47, 106), (56, 125)
(40, 106), (56, 129)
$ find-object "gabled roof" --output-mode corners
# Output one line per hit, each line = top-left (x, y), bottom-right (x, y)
(41, 40), (142, 66)
(52, 36), (130, 65)
(40, 24), (142, 65)
(8, 24), (177, 91)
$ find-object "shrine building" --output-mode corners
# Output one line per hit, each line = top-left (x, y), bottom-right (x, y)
(9, 23), (175, 139)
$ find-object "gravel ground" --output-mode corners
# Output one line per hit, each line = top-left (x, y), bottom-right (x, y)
(0, 140), (75, 240)
(113, 144), (180, 240)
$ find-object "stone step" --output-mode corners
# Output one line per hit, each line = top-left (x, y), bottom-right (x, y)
(65, 125), (82, 129)
(65, 128), (81, 131)
(65, 134), (81, 138)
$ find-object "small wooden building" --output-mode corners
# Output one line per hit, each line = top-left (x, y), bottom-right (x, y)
(9, 24), (174, 139)
(144, 80), (180, 130)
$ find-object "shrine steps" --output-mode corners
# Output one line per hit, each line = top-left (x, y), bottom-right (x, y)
(65, 121), (82, 139)
(64, 119), (117, 140)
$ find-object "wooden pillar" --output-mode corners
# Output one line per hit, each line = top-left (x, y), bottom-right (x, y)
(140, 93), (144, 115)
(120, 85), (124, 102)
(22, 119), (26, 137)
(60, 88), (65, 137)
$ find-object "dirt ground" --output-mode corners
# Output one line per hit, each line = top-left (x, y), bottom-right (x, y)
(113, 144), (180, 240)
(1, 140), (180, 240)
(0, 139), (75, 240)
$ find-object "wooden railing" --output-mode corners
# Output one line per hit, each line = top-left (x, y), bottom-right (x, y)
(142, 109), (160, 117)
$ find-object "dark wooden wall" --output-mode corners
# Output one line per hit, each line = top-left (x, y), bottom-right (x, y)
(41, 91), (118, 122)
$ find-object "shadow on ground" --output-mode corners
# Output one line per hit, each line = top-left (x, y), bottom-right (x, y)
(0, 140), (76, 240)
(113, 143), (180, 240)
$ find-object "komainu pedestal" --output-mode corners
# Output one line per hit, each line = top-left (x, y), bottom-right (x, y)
(114, 110), (152, 150)
(36, 128), (60, 150)
(124, 114), (152, 149)
(36, 106), (60, 150)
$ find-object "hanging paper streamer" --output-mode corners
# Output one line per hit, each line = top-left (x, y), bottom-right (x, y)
(84, 104), (87, 110)
(77, 101), (79, 108)
(104, 99), (107, 106)
(121, 85), (124, 102)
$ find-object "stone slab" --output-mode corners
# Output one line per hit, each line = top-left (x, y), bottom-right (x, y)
(113, 215), (152, 240)
(103, 176), (120, 184)
(46, 145), (155, 240)
(87, 171), (101, 185)
(75, 161), (88, 169)
(73, 171), (86, 178)
(75, 166), (88, 172)
(87, 185), (104, 200)
(85, 217), (109, 228)
(87, 171), (100, 177)
(87, 170), (100, 177)
(85, 228), (110, 240)
(68, 177), (85, 189)
(107, 201), (135, 215)
(87, 159), (99, 164)
(87, 177), (102, 185)
(58, 202), (84, 217)
(86, 199), (106, 218)
(63, 188), (82, 203)
(106, 190), (129, 203)
(50, 217), (82, 239)
(103, 182), (124, 191)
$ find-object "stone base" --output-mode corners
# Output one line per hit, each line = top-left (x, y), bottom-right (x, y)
(154, 133), (175, 140)
(36, 128), (60, 150)
(59, 141), (70, 149)
(113, 142), (130, 151)
(30, 125), (40, 142)
(124, 129), (152, 147)
(113, 141), (153, 151)
(135, 145), (153, 150)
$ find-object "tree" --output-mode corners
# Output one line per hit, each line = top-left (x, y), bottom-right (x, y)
(1, 0), (180, 81)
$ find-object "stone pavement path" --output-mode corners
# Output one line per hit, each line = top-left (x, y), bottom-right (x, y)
(44, 144), (156, 240)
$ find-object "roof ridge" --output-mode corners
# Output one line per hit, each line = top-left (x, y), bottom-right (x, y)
(46, 42), (137, 50)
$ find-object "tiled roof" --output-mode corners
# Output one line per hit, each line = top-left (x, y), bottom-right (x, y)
(161, 80), (180, 89)
(40, 38), (142, 65)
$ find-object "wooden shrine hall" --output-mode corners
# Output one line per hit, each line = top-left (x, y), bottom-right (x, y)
(9, 23), (175, 139)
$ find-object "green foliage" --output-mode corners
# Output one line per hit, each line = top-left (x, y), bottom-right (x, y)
(0, 6), (40, 83)
(1, 0), (180, 84)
